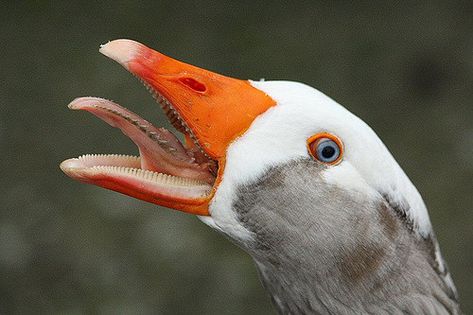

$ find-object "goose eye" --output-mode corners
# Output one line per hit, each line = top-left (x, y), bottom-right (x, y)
(307, 133), (343, 165)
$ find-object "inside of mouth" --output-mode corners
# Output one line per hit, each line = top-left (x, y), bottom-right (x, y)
(60, 97), (217, 199)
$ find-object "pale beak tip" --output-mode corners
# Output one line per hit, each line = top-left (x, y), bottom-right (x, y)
(99, 39), (142, 69)
(67, 98), (81, 110)
(67, 96), (109, 110)
(67, 97), (89, 110)
(59, 158), (80, 173)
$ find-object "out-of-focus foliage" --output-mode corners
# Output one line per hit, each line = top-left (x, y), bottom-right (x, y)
(0, 1), (471, 314)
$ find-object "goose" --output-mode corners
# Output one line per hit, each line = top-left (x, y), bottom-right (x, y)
(60, 39), (461, 314)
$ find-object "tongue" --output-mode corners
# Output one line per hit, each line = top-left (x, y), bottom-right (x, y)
(68, 97), (215, 183)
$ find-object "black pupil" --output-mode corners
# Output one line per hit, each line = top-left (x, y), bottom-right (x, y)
(321, 145), (336, 159)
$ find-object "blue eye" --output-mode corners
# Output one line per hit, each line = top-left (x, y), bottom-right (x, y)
(316, 139), (340, 162)
(308, 135), (343, 164)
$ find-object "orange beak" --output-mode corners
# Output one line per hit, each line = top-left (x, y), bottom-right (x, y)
(101, 39), (275, 159)
(60, 40), (275, 216)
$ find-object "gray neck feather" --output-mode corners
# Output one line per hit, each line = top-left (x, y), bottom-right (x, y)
(232, 159), (461, 315)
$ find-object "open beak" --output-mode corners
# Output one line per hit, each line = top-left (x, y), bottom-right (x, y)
(60, 39), (275, 216)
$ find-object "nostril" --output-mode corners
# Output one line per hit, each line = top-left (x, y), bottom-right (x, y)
(178, 77), (207, 93)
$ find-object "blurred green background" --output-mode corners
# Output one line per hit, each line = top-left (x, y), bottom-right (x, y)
(1, 1), (472, 314)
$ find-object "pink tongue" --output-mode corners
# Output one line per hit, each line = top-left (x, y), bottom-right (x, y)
(68, 97), (215, 183)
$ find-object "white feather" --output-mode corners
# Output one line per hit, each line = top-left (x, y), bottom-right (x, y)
(207, 80), (432, 239)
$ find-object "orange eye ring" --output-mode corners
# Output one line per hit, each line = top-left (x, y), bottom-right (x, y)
(307, 132), (344, 165)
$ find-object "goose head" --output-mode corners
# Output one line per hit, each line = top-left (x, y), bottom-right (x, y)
(61, 40), (460, 314)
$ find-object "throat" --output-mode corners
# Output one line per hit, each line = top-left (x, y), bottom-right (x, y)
(227, 160), (460, 314)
